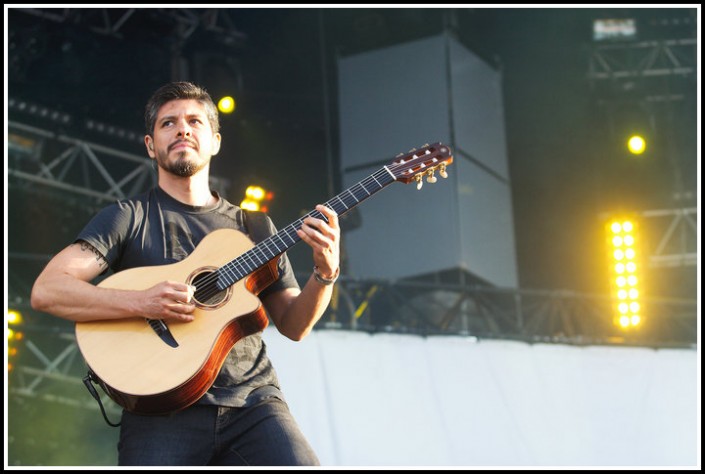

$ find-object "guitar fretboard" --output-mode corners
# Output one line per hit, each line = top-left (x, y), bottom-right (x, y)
(216, 167), (396, 289)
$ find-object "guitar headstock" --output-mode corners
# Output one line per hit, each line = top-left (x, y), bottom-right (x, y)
(388, 142), (453, 189)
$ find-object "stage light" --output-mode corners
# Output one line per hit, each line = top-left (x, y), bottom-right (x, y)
(218, 96), (236, 114)
(593, 18), (637, 42)
(627, 134), (646, 155)
(609, 101), (654, 158)
(246, 185), (265, 201)
(8, 309), (23, 325)
(85, 119), (142, 144)
(8, 97), (71, 124)
(607, 217), (642, 330)
(8, 309), (24, 374)
(240, 185), (274, 213)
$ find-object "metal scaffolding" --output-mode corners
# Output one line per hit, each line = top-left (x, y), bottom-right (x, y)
(587, 38), (696, 83)
(8, 120), (231, 203)
(12, 7), (247, 44)
(641, 207), (697, 268)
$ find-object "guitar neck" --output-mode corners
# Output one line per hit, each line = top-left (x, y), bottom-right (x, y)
(216, 166), (397, 289)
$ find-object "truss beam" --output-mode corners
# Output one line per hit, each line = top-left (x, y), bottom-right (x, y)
(642, 208), (697, 267)
(587, 38), (696, 81)
(13, 7), (247, 44)
(8, 120), (230, 203)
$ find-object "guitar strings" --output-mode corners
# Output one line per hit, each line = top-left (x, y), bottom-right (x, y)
(191, 155), (438, 304)
(190, 169), (389, 303)
(191, 157), (435, 303)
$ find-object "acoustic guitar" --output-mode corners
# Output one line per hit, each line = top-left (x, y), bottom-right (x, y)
(75, 142), (453, 415)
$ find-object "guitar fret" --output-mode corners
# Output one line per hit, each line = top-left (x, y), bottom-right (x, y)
(328, 202), (347, 216)
(253, 246), (269, 262)
(344, 188), (359, 203)
(236, 263), (248, 278)
(260, 238), (277, 262)
(274, 232), (290, 249)
(241, 251), (260, 271)
(231, 261), (246, 277)
(283, 226), (300, 243)
(230, 266), (244, 282)
(217, 266), (235, 290)
(351, 186), (369, 202)
(268, 236), (281, 252)
(382, 165), (396, 180)
(332, 195), (349, 210)
(250, 253), (264, 268)
(338, 191), (359, 210)
(358, 181), (373, 196)
(261, 237), (279, 257)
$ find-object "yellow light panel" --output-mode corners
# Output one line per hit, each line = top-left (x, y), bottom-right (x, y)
(607, 217), (643, 330)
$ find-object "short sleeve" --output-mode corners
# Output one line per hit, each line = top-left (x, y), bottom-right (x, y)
(75, 200), (138, 273)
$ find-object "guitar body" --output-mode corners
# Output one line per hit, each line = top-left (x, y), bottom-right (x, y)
(75, 228), (279, 415)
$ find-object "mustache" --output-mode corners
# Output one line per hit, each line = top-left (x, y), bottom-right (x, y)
(168, 139), (198, 151)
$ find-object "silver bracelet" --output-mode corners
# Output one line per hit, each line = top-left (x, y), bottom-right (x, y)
(313, 265), (339, 285)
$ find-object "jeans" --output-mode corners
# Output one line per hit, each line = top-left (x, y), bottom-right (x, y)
(117, 398), (320, 466)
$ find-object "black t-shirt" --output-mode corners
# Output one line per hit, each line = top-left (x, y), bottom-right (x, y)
(75, 186), (300, 408)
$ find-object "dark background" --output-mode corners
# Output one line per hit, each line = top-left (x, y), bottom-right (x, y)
(7, 7), (698, 303)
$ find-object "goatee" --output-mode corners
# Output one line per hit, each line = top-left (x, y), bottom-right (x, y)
(159, 151), (207, 177)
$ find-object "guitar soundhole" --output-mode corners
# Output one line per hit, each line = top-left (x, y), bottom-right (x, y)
(189, 267), (232, 310)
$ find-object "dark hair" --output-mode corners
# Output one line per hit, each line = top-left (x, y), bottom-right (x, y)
(144, 81), (220, 136)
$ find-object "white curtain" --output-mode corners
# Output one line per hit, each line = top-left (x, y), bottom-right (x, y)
(265, 328), (699, 467)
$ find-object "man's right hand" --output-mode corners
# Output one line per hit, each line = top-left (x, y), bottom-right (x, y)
(140, 281), (197, 322)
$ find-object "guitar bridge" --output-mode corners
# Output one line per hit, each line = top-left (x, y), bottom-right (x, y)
(146, 318), (179, 348)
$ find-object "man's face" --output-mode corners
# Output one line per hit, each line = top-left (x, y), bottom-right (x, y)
(145, 99), (221, 177)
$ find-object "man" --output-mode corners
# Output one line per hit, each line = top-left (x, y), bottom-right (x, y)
(31, 81), (340, 466)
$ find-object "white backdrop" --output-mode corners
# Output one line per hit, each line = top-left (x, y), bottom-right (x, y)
(264, 327), (700, 467)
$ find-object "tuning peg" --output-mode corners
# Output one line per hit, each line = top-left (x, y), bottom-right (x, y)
(415, 174), (423, 190)
(426, 169), (437, 183)
(439, 164), (448, 179)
